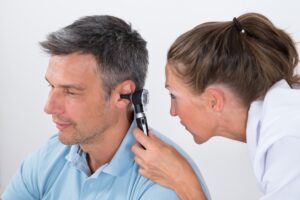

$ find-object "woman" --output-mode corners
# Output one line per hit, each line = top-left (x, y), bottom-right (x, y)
(132, 13), (300, 200)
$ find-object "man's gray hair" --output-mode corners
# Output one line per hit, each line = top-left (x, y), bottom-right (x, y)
(40, 15), (148, 99)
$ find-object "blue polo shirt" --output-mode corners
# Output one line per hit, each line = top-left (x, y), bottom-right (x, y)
(2, 121), (210, 199)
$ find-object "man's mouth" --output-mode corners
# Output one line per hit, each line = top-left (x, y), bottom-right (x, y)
(54, 121), (72, 131)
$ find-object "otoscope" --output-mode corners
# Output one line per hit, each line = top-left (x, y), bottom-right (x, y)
(120, 89), (149, 136)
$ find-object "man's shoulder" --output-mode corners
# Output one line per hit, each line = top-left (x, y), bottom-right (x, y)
(127, 163), (180, 200)
(22, 134), (71, 175)
(37, 134), (70, 160)
(2, 134), (71, 199)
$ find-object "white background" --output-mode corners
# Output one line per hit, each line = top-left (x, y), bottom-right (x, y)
(1, 0), (299, 199)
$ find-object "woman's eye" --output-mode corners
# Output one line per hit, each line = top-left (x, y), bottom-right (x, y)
(169, 93), (176, 99)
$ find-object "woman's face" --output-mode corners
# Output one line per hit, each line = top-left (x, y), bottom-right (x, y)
(165, 63), (218, 144)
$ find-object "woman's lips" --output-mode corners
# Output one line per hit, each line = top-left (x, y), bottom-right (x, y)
(180, 121), (190, 132)
(180, 121), (186, 128)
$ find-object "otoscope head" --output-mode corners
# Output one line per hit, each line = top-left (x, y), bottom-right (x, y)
(132, 89), (149, 114)
(120, 89), (149, 114)
(132, 89), (149, 106)
(120, 89), (149, 136)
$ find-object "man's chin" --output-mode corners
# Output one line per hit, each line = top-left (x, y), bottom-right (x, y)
(58, 132), (78, 145)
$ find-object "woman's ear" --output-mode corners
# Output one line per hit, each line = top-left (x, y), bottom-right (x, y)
(204, 86), (225, 112)
(113, 80), (136, 108)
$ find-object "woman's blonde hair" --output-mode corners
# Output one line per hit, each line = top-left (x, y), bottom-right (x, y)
(168, 13), (299, 106)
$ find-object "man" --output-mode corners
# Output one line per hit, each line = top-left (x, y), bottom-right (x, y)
(2, 15), (209, 199)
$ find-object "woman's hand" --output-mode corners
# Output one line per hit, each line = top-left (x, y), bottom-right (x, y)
(132, 128), (207, 200)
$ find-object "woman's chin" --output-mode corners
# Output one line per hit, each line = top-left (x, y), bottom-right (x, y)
(185, 127), (210, 144)
(193, 134), (209, 144)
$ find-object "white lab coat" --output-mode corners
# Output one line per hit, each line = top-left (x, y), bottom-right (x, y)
(246, 79), (300, 200)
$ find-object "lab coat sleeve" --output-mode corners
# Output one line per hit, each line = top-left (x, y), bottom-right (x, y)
(260, 136), (300, 200)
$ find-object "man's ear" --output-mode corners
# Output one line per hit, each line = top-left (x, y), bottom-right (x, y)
(204, 86), (225, 112)
(113, 80), (136, 108)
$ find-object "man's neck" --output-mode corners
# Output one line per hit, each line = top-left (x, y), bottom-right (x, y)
(80, 111), (133, 174)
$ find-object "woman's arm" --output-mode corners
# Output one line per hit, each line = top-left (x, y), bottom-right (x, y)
(132, 128), (207, 200)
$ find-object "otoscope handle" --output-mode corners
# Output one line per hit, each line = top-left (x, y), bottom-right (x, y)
(136, 113), (149, 136)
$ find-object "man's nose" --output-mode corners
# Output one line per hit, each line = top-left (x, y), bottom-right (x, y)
(44, 90), (64, 115)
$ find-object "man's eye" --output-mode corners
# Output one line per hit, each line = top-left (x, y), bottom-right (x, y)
(48, 84), (54, 89)
(66, 90), (77, 96)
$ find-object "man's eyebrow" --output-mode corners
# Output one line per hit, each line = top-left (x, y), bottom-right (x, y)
(45, 77), (85, 90)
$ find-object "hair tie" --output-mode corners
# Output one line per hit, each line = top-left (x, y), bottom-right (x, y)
(233, 17), (245, 33)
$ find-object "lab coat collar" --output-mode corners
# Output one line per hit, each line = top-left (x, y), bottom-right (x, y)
(246, 79), (300, 182)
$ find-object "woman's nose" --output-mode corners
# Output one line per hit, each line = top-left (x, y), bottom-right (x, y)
(170, 101), (177, 117)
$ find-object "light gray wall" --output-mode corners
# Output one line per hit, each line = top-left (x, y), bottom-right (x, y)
(1, 0), (299, 199)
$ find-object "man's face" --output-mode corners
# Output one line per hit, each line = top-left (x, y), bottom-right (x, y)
(44, 53), (115, 145)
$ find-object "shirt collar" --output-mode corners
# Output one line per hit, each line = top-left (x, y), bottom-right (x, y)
(65, 143), (91, 176)
(65, 119), (137, 177)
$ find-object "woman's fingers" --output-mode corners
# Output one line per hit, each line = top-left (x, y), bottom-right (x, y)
(133, 128), (153, 148)
(132, 129), (207, 199)
(131, 143), (145, 158)
(139, 168), (149, 179)
(134, 154), (145, 168)
(148, 131), (166, 146)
